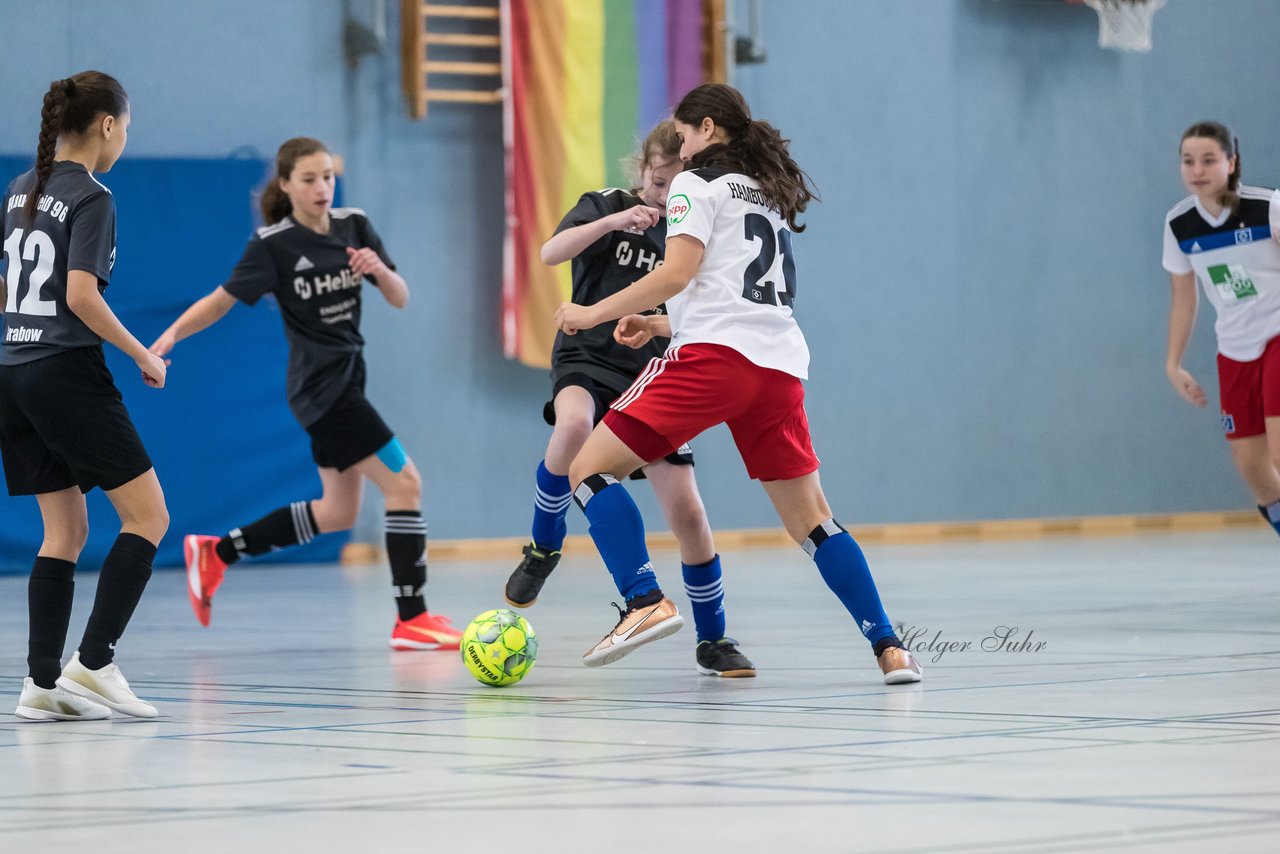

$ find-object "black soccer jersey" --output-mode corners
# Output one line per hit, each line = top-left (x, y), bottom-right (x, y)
(1, 162), (116, 365)
(222, 208), (394, 427)
(550, 189), (668, 391)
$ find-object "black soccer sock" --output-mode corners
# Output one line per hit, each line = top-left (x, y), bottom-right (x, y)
(28, 557), (76, 689)
(78, 534), (155, 671)
(386, 510), (428, 621)
(215, 501), (318, 565)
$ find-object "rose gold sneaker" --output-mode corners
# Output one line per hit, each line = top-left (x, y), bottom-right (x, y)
(582, 596), (684, 667)
(878, 647), (923, 685)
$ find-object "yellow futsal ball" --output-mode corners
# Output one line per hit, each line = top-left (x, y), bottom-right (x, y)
(461, 609), (538, 687)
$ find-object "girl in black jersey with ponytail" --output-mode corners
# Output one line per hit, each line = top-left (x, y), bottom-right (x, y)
(152, 138), (461, 651)
(1, 71), (168, 720)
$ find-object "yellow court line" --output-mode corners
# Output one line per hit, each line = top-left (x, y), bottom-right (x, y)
(341, 510), (1264, 564)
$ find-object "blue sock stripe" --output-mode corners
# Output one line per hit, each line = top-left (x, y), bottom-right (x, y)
(535, 495), (573, 513)
(681, 555), (725, 643)
(684, 583), (724, 601)
(535, 482), (572, 498)
(532, 461), (573, 550)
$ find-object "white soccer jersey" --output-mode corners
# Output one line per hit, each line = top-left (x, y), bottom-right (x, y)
(1162, 185), (1280, 361)
(663, 167), (810, 379)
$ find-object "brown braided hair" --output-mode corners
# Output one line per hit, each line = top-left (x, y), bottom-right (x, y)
(674, 83), (817, 232)
(260, 137), (330, 225)
(1181, 121), (1241, 217)
(24, 71), (128, 220)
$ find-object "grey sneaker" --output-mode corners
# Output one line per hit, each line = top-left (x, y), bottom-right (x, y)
(695, 638), (757, 678)
(57, 652), (159, 718)
(15, 677), (111, 721)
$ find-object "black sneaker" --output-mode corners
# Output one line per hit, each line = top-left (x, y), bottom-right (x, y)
(504, 543), (562, 608)
(695, 638), (756, 678)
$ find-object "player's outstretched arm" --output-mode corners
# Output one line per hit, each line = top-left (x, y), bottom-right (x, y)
(541, 206), (661, 266)
(557, 235), (701, 335)
(1165, 272), (1206, 407)
(66, 269), (167, 388)
(149, 286), (237, 359)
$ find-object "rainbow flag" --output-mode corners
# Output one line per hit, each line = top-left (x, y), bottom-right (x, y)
(500, 0), (706, 367)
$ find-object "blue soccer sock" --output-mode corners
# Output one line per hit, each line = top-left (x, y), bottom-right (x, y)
(531, 460), (572, 550)
(574, 474), (660, 602)
(806, 520), (897, 649)
(682, 555), (725, 642)
(1258, 501), (1280, 539)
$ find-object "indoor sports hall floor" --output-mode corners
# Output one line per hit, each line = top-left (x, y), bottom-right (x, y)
(0, 529), (1277, 853)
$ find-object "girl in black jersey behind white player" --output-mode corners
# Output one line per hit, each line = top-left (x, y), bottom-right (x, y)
(151, 137), (461, 651)
(1, 71), (169, 720)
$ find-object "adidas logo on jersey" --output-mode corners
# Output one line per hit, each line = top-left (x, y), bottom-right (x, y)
(294, 255), (315, 272)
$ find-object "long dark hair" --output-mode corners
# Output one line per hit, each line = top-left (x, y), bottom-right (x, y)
(1181, 121), (1241, 216)
(674, 83), (816, 231)
(25, 71), (128, 219)
(260, 137), (330, 225)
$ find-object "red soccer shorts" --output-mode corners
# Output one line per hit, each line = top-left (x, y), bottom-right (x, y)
(1217, 335), (1280, 439)
(603, 343), (819, 481)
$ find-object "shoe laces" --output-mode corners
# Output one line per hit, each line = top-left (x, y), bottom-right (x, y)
(609, 601), (629, 628)
(98, 663), (130, 690)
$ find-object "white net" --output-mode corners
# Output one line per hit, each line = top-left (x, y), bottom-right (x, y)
(1083, 0), (1166, 52)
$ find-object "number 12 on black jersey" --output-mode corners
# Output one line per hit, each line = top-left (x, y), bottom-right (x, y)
(3, 228), (57, 316)
(741, 212), (796, 308)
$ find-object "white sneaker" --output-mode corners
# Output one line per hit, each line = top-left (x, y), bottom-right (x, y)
(57, 652), (159, 719)
(15, 677), (111, 721)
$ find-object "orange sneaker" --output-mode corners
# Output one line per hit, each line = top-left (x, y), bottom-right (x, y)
(390, 611), (463, 650)
(878, 647), (923, 685)
(184, 534), (227, 627)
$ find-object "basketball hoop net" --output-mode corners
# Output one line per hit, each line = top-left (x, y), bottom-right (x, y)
(1083, 0), (1166, 52)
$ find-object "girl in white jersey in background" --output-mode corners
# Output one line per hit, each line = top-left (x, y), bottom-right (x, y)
(1164, 121), (1280, 539)
(555, 83), (921, 684)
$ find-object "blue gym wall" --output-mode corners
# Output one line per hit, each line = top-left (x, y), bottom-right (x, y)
(1, 0), (1277, 565)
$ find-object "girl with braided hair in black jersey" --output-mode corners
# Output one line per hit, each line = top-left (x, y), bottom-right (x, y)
(1, 71), (168, 720)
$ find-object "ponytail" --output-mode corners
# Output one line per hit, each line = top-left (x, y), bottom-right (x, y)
(1181, 121), (1241, 218)
(1225, 135), (1241, 216)
(675, 83), (817, 232)
(260, 136), (330, 225)
(25, 79), (74, 219)
(259, 181), (292, 226)
(23, 72), (128, 221)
